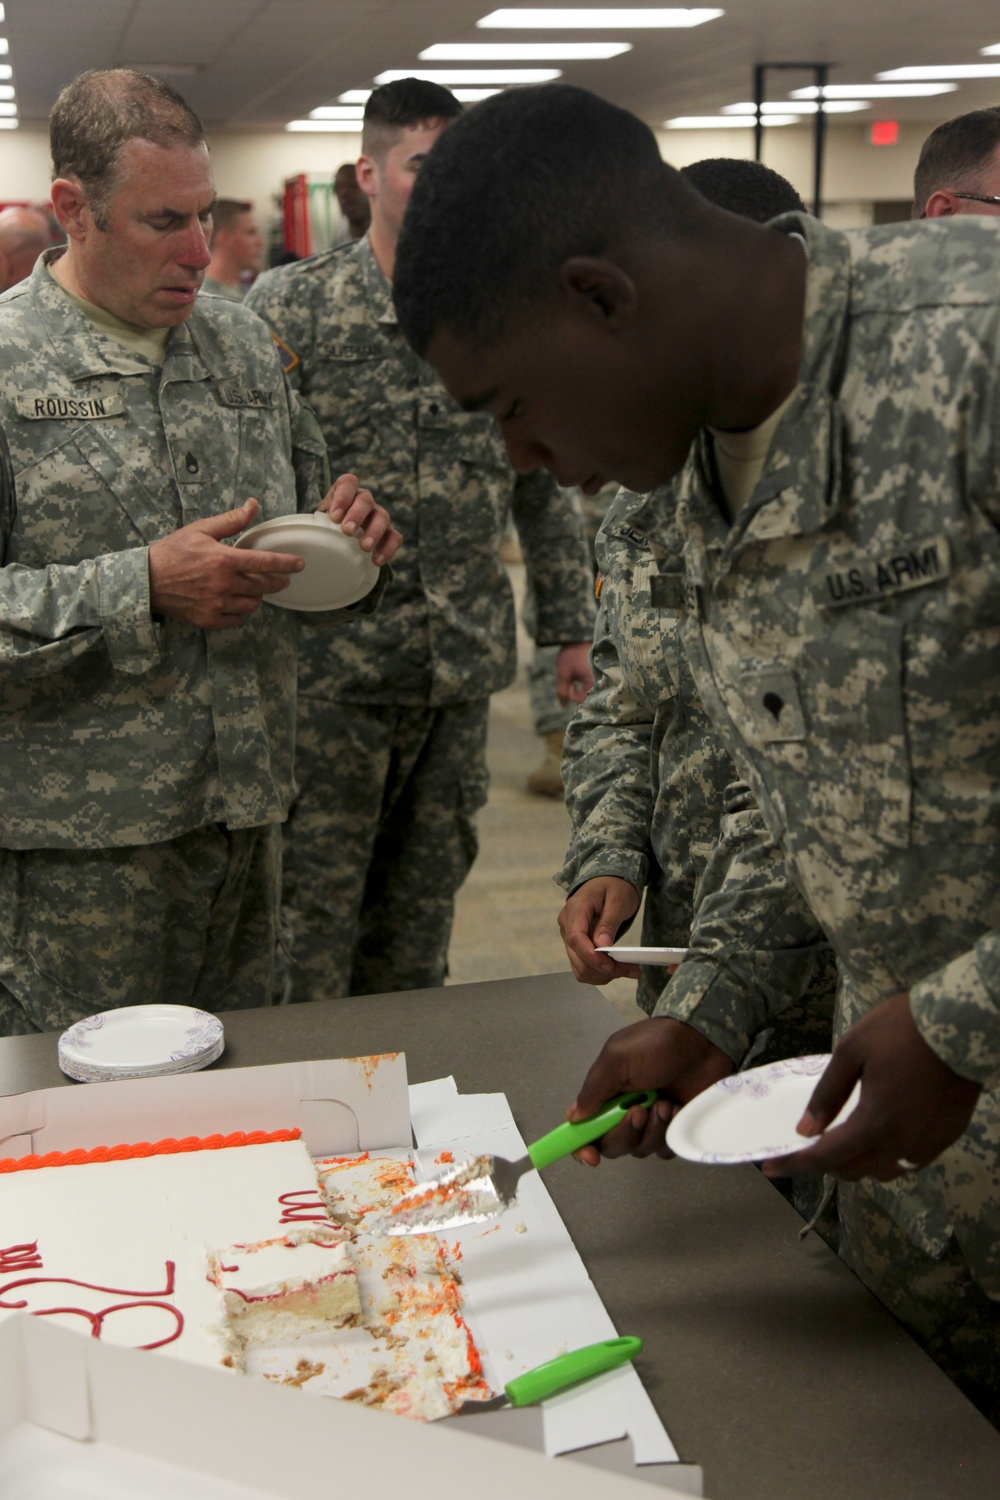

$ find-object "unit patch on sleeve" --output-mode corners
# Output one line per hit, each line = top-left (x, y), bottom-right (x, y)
(270, 333), (300, 374)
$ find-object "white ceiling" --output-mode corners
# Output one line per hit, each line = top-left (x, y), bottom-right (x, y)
(7, 0), (1000, 132)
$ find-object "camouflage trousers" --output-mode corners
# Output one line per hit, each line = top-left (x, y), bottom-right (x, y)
(0, 824), (281, 1036)
(281, 696), (490, 1001)
(838, 1178), (1000, 1429)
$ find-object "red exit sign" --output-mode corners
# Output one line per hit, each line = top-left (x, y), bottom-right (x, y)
(871, 120), (899, 146)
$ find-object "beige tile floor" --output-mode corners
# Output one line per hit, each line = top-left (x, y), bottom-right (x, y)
(447, 563), (643, 1025)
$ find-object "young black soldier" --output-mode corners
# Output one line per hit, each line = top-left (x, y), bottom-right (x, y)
(392, 84), (1000, 1421)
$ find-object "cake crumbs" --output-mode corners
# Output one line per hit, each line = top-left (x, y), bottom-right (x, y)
(513, 1222), (527, 1234)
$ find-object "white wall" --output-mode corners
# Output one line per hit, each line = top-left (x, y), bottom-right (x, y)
(0, 119), (923, 234)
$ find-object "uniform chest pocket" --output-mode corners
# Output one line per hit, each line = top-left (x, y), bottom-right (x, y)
(10, 422), (165, 560)
(737, 611), (911, 851)
(306, 351), (398, 469)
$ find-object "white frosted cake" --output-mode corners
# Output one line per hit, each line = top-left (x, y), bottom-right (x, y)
(0, 1135), (490, 1419)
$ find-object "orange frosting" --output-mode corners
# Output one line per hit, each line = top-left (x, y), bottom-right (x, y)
(0, 1128), (302, 1175)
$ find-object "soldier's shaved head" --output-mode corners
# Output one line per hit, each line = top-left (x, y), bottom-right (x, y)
(50, 69), (206, 230)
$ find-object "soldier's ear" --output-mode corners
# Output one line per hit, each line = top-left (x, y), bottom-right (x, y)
(560, 257), (638, 332)
(50, 178), (90, 241)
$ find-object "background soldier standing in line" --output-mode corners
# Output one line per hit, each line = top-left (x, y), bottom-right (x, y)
(246, 80), (595, 1001)
(0, 69), (399, 1038)
(201, 197), (264, 301)
(393, 85), (1000, 1421)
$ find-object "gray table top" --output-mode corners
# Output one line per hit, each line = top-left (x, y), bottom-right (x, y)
(3, 971), (999, 1499)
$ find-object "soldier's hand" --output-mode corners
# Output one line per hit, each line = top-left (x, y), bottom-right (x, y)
(567, 1017), (735, 1165)
(318, 473), (402, 566)
(558, 876), (642, 984)
(763, 990), (982, 1183)
(148, 499), (305, 629)
(556, 641), (594, 705)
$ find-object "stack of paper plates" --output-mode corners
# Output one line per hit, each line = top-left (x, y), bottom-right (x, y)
(57, 1004), (224, 1084)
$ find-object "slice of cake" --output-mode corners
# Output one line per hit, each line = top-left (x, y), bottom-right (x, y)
(209, 1227), (360, 1356)
(315, 1151), (417, 1228)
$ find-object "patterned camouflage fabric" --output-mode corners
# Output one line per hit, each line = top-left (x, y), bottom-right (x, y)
(559, 482), (836, 1042)
(527, 483), (611, 738)
(0, 252), (376, 1032)
(658, 213), (1000, 1310)
(200, 277), (245, 302)
(0, 825), (280, 1034)
(246, 237), (594, 997)
(280, 698), (489, 1000)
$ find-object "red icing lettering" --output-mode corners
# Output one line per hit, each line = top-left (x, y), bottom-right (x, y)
(0, 1242), (43, 1273)
(278, 1189), (329, 1224)
(0, 1260), (184, 1350)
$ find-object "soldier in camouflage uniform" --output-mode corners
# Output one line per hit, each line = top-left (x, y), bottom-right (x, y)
(246, 80), (594, 1001)
(392, 87), (1000, 1420)
(0, 70), (398, 1038)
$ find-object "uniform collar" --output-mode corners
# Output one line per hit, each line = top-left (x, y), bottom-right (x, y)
(356, 234), (397, 328)
(680, 214), (852, 549)
(24, 248), (237, 387)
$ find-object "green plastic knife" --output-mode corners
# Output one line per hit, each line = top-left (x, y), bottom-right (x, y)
(456, 1336), (644, 1416)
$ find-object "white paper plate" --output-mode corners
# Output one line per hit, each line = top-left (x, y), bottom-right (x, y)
(234, 512), (379, 612)
(58, 1005), (224, 1084)
(595, 945), (688, 966)
(666, 1054), (860, 1165)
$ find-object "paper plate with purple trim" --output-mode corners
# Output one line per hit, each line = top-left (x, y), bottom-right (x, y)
(665, 1054), (860, 1165)
(58, 1004), (224, 1083)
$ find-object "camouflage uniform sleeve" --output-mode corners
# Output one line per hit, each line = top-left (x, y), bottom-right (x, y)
(512, 469), (595, 645)
(654, 781), (831, 1065)
(0, 419), (162, 679)
(557, 609), (653, 896)
(910, 944), (1000, 1083)
(243, 268), (309, 395)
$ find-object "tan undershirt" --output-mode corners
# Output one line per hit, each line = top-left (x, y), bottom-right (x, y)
(708, 387), (796, 523)
(48, 264), (170, 365)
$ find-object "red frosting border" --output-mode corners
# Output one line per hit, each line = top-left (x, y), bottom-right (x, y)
(0, 1128), (302, 1175)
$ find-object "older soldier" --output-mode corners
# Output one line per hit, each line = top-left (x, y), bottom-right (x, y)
(913, 105), (1000, 219)
(392, 86), (1000, 1420)
(246, 79), (594, 1000)
(0, 69), (398, 1037)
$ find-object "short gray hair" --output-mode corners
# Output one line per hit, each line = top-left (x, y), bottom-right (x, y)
(50, 69), (206, 229)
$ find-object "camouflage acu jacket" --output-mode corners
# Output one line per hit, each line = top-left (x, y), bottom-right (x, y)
(559, 483), (829, 1019)
(665, 212), (1000, 1283)
(246, 236), (594, 706)
(0, 253), (349, 849)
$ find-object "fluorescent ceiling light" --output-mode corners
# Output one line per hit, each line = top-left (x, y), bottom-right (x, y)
(723, 100), (869, 115)
(877, 64), (1000, 80)
(0, 119), (17, 129)
(665, 115), (796, 128)
(479, 9), (723, 27)
(374, 68), (561, 84)
(0, 7), (5, 22)
(309, 106), (365, 119)
(339, 90), (372, 103)
(419, 42), (630, 60)
(792, 82), (957, 98)
(0, 84), (12, 100)
(286, 120), (364, 132)
(982, 43), (1000, 55)
(451, 88), (502, 99)
(0, 40), (8, 55)
(0, 102), (15, 116)
(0, 65), (12, 80)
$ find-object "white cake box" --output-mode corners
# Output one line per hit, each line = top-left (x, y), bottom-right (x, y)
(0, 1056), (703, 1495)
(0, 1311), (690, 1500)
